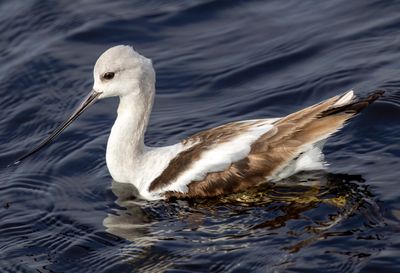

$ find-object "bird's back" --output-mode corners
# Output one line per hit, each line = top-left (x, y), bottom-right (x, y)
(141, 90), (383, 200)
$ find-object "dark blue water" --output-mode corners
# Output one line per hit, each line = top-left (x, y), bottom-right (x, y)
(0, 1), (399, 272)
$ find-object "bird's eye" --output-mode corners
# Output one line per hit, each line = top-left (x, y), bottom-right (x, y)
(103, 72), (115, 80)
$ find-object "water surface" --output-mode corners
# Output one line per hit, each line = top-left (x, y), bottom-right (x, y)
(0, 1), (399, 272)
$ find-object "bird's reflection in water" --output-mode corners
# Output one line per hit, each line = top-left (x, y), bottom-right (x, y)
(103, 181), (153, 242)
(104, 171), (382, 260)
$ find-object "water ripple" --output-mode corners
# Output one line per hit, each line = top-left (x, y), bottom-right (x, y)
(0, 0), (399, 272)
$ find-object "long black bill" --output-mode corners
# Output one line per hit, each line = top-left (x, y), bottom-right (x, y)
(11, 90), (102, 166)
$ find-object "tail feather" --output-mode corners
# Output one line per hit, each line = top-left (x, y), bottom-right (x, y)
(320, 90), (384, 117)
(261, 89), (384, 179)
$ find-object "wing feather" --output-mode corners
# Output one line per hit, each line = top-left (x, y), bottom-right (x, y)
(149, 90), (383, 198)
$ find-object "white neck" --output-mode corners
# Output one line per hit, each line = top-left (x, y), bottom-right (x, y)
(106, 90), (154, 183)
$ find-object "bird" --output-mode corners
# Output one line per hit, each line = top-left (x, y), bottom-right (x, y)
(15, 45), (383, 201)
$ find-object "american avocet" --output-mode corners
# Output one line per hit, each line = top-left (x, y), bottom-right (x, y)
(15, 45), (383, 200)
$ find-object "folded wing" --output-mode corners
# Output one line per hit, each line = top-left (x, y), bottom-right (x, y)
(149, 90), (383, 198)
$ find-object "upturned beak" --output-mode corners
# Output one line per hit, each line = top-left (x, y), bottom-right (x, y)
(12, 90), (102, 165)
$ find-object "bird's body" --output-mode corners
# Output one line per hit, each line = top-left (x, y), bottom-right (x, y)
(16, 45), (383, 201)
(105, 85), (378, 201)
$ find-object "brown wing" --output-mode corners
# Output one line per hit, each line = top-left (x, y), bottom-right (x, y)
(148, 119), (276, 191)
(155, 91), (384, 199)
